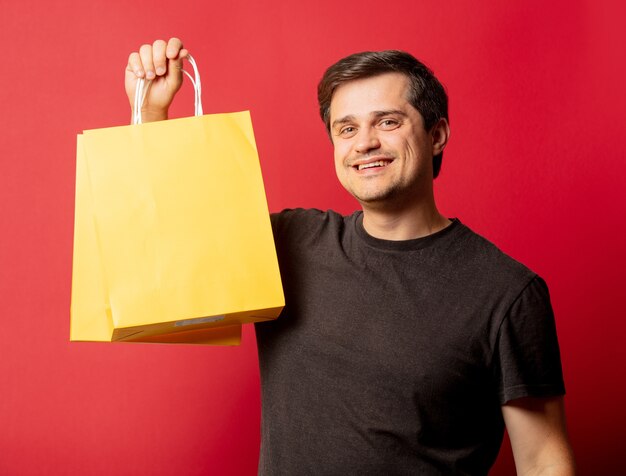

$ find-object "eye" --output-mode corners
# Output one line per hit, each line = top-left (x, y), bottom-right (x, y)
(338, 126), (357, 138)
(378, 119), (400, 130)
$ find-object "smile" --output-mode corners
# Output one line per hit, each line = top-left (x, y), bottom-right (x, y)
(354, 159), (393, 171)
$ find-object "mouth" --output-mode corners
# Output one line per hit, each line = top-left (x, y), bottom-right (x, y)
(352, 158), (393, 171)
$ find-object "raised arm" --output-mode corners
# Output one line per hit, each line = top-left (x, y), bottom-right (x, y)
(503, 396), (576, 475)
(125, 37), (188, 123)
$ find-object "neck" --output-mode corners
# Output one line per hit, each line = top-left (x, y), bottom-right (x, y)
(361, 197), (450, 241)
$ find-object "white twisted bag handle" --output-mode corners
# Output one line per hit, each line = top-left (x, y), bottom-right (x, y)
(133, 54), (203, 125)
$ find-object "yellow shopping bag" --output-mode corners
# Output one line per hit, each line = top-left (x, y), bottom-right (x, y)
(70, 58), (283, 344)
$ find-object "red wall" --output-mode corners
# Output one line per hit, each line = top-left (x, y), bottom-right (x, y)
(1, 1), (624, 474)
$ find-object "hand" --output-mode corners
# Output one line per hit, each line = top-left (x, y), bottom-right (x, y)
(125, 38), (188, 122)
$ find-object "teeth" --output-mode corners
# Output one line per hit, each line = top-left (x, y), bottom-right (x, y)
(358, 160), (388, 170)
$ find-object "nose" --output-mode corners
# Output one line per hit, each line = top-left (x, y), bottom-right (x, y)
(354, 127), (381, 155)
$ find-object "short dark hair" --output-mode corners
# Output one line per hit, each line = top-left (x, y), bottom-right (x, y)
(317, 50), (449, 178)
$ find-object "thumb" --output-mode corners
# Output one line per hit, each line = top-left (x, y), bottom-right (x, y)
(164, 50), (187, 93)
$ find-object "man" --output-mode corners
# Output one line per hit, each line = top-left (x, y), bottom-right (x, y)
(126, 38), (575, 475)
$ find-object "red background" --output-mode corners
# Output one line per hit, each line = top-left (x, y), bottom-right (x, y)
(1, 1), (624, 474)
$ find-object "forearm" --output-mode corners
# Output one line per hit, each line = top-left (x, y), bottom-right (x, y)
(514, 432), (575, 476)
(131, 108), (168, 124)
(503, 397), (576, 476)
(516, 456), (575, 476)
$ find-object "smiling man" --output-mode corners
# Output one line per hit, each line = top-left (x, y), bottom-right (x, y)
(126, 40), (575, 475)
(328, 70), (450, 239)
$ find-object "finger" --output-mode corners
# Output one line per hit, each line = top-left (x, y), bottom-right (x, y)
(166, 47), (188, 76)
(166, 37), (185, 59)
(152, 39), (167, 76)
(127, 52), (145, 78)
(139, 44), (155, 80)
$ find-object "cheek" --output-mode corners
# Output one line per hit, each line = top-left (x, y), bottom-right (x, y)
(380, 135), (405, 155)
(332, 149), (344, 175)
(399, 137), (421, 162)
(334, 156), (347, 179)
(333, 142), (351, 165)
(333, 148), (352, 184)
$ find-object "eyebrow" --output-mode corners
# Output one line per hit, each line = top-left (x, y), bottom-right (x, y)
(331, 109), (408, 130)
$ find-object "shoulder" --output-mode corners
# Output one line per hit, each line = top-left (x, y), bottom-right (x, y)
(453, 221), (537, 283)
(271, 208), (346, 225)
(441, 221), (544, 308)
(270, 208), (353, 242)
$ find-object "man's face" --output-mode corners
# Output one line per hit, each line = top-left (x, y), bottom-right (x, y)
(329, 72), (436, 210)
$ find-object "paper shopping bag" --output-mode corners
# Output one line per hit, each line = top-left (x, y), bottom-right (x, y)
(71, 135), (242, 345)
(70, 111), (284, 344)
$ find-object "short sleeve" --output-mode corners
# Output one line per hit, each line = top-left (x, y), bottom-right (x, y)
(495, 276), (566, 404)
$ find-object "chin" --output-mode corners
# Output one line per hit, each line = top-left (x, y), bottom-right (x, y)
(358, 182), (400, 199)
(353, 190), (398, 207)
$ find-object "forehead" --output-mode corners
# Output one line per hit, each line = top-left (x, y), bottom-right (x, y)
(329, 72), (411, 121)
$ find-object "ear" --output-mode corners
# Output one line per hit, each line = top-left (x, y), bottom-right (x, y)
(431, 118), (450, 156)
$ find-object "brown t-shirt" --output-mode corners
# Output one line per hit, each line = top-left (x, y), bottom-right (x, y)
(256, 209), (565, 476)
